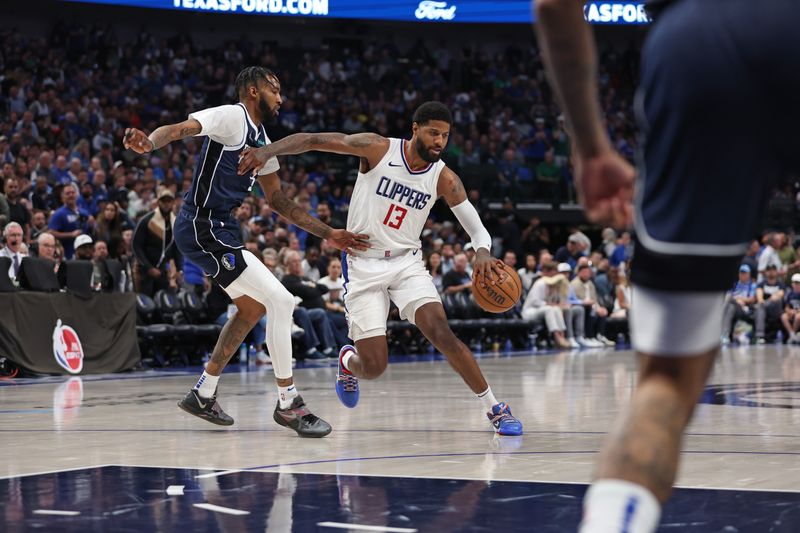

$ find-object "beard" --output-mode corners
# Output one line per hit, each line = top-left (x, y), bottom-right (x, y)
(259, 98), (278, 125)
(414, 137), (441, 163)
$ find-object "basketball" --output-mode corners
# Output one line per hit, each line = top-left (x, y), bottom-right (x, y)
(472, 263), (522, 313)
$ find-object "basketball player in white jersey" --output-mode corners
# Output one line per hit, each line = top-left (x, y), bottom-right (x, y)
(238, 101), (522, 435)
(124, 66), (369, 437)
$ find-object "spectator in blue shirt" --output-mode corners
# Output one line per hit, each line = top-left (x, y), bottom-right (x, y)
(721, 264), (757, 344)
(48, 183), (94, 259)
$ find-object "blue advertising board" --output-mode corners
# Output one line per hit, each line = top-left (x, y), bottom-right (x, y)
(62, 0), (651, 24)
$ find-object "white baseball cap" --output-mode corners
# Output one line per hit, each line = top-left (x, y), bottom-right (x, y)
(74, 234), (93, 249)
(557, 262), (572, 273)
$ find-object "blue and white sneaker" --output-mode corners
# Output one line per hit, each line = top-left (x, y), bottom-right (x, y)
(335, 345), (359, 408)
(487, 402), (523, 436)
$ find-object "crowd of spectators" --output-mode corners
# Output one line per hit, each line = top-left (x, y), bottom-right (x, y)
(0, 19), (799, 361)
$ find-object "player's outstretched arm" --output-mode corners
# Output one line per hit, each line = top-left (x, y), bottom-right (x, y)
(123, 118), (202, 154)
(238, 132), (389, 175)
(437, 167), (504, 287)
(535, 0), (634, 228)
(257, 172), (370, 254)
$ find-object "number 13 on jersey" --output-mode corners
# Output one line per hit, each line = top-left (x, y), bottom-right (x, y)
(382, 203), (408, 230)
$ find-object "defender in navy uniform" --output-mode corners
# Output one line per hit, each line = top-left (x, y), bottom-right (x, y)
(124, 66), (369, 437)
(536, 0), (800, 531)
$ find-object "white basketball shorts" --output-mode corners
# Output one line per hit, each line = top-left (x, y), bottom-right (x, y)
(342, 250), (441, 341)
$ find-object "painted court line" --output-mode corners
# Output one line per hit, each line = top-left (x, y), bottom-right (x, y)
(33, 510), (81, 516)
(317, 522), (417, 532)
(193, 503), (250, 516)
(166, 485), (184, 495)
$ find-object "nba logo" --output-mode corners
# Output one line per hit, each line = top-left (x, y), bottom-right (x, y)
(384, 250), (391, 258)
(52, 319), (84, 374)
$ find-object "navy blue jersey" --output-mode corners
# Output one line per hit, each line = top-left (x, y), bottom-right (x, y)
(184, 103), (280, 215)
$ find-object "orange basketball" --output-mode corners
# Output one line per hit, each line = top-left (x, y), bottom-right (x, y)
(472, 263), (522, 313)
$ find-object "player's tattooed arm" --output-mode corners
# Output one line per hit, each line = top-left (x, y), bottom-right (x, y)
(123, 118), (202, 154)
(269, 187), (332, 239)
(238, 132), (390, 175)
(257, 173), (370, 252)
(437, 167), (468, 207)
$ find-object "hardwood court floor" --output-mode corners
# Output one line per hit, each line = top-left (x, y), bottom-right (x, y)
(1, 345), (798, 531)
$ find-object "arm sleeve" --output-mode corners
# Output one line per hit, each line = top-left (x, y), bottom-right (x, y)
(450, 199), (491, 252)
(189, 105), (246, 147)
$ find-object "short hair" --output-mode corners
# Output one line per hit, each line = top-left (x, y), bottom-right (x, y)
(235, 66), (278, 98)
(3, 221), (22, 236)
(412, 101), (453, 127)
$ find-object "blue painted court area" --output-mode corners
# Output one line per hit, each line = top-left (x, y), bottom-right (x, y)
(1, 466), (798, 532)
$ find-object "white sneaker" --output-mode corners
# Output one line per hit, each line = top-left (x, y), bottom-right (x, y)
(595, 334), (615, 347)
(586, 337), (605, 348)
(291, 323), (304, 335)
(568, 337), (580, 349)
(576, 336), (595, 348)
(255, 351), (271, 365)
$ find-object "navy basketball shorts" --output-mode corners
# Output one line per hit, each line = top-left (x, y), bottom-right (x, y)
(174, 208), (247, 288)
(627, 0), (800, 354)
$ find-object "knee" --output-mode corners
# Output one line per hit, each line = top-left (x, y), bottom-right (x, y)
(269, 288), (295, 316)
(360, 356), (387, 379)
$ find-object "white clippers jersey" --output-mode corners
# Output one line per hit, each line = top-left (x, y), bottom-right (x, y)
(347, 138), (445, 254)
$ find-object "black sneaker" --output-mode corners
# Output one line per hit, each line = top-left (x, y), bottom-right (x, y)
(178, 388), (234, 426)
(273, 395), (332, 438)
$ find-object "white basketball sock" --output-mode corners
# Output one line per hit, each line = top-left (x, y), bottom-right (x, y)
(277, 384), (299, 409)
(477, 387), (498, 412)
(341, 347), (356, 373)
(194, 371), (219, 399)
(579, 479), (661, 533)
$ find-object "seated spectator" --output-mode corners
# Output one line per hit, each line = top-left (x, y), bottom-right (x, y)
(442, 253), (472, 295)
(503, 250), (517, 270)
(781, 274), (800, 344)
(757, 233), (783, 281)
(317, 257), (349, 344)
(570, 263), (614, 346)
(521, 261), (571, 349)
(554, 233), (585, 270)
(0, 222), (24, 280)
(282, 250), (341, 356)
(721, 265), (757, 344)
(426, 251), (444, 294)
(302, 246), (325, 282)
(558, 262), (597, 347)
(74, 234), (95, 260)
(755, 264), (786, 344)
(35, 232), (57, 264)
(610, 268), (631, 320)
(517, 253), (540, 294)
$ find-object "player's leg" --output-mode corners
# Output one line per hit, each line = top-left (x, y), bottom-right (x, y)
(229, 251), (331, 437)
(178, 293), (264, 426)
(389, 253), (522, 435)
(580, 0), (783, 530)
(335, 254), (392, 408)
(413, 301), (522, 436)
